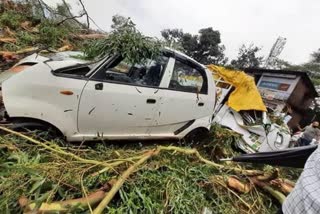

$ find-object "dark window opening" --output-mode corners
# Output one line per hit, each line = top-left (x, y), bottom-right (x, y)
(53, 65), (92, 77)
(93, 55), (169, 87)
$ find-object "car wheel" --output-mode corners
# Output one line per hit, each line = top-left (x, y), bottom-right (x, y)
(9, 121), (63, 141)
(0, 106), (5, 121)
(183, 128), (209, 145)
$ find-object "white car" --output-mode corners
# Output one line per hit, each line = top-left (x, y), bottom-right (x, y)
(1, 48), (216, 142)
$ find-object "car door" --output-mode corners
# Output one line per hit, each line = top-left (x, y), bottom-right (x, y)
(77, 55), (170, 139)
(149, 56), (214, 135)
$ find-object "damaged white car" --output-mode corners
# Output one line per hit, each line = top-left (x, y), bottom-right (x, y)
(1, 48), (216, 142)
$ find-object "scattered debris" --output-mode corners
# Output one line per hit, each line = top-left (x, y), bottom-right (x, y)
(0, 37), (16, 43)
(226, 176), (252, 194)
(0, 0), (105, 71)
(19, 182), (113, 213)
(0, 125), (301, 213)
(210, 65), (292, 153)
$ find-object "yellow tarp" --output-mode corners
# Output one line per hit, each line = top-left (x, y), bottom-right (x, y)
(208, 64), (267, 112)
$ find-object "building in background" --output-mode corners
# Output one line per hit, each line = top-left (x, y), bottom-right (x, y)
(244, 68), (318, 130)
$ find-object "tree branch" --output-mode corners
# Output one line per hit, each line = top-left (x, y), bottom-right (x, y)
(62, 0), (74, 17)
(93, 149), (159, 214)
(56, 13), (85, 26)
(78, 0), (90, 28)
(36, 0), (46, 19)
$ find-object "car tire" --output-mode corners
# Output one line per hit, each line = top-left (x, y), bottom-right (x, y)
(0, 106), (5, 121)
(9, 121), (63, 141)
(183, 128), (209, 145)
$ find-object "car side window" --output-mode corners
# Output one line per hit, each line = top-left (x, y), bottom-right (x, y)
(169, 59), (205, 93)
(94, 55), (169, 87)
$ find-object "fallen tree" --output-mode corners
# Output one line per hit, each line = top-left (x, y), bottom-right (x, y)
(0, 125), (300, 213)
(0, 0), (105, 70)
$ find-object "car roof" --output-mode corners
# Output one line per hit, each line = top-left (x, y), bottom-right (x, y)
(163, 47), (206, 69)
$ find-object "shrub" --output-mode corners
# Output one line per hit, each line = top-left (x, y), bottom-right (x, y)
(0, 11), (23, 30)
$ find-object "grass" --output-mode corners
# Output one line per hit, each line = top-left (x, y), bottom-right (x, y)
(0, 125), (302, 214)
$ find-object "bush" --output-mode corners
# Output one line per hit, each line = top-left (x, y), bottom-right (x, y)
(38, 22), (68, 48)
(17, 31), (35, 47)
(312, 77), (320, 86)
(0, 11), (23, 30)
(2, 43), (18, 52)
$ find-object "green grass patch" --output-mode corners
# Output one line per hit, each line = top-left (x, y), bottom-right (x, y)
(0, 125), (299, 214)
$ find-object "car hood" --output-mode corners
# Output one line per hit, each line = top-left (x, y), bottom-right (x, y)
(15, 51), (88, 67)
(0, 52), (89, 87)
(43, 60), (87, 71)
(17, 52), (88, 70)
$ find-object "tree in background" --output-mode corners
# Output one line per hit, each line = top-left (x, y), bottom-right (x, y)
(272, 59), (292, 70)
(161, 27), (227, 65)
(311, 48), (320, 63)
(111, 14), (130, 29)
(230, 44), (264, 69)
(161, 28), (184, 50)
(270, 48), (320, 85)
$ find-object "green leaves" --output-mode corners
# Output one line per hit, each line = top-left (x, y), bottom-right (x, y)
(29, 177), (46, 194)
(311, 48), (320, 63)
(0, 130), (296, 214)
(230, 44), (264, 69)
(84, 15), (162, 64)
(161, 27), (228, 65)
(0, 11), (23, 30)
(38, 21), (68, 48)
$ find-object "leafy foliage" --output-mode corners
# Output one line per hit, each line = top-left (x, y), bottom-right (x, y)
(38, 21), (68, 48)
(290, 63), (320, 85)
(161, 28), (184, 50)
(0, 10), (24, 30)
(230, 44), (264, 69)
(161, 27), (228, 65)
(16, 31), (36, 47)
(84, 15), (162, 64)
(0, 0), (98, 57)
(111, 14), (131, 29)
(272, 58), (292, 70)
(311, 48), (320, 63)
(273, 48), (320, 85)
(0, 124), (295, 214)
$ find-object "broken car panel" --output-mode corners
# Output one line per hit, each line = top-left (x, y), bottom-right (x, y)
(209, 65), (291, 153)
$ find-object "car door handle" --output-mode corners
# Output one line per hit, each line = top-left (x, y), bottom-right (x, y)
(95, 83), (103, 90)
(146, 99), (156, 104)
(198, 102), (204, 107)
